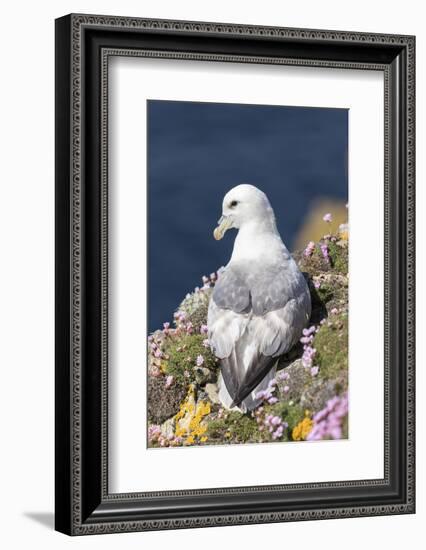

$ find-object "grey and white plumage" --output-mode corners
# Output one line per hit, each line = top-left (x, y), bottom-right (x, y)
(207, 184), (311, 412)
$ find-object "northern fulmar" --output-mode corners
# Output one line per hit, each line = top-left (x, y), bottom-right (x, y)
(207, 184), (311, 412)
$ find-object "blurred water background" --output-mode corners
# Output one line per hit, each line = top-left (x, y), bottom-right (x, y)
(148, 100), (348, 333)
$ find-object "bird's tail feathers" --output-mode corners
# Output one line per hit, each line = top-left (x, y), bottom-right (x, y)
(230, 355), (277, 410)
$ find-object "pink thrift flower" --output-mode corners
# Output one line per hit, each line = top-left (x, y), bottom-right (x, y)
(310, 366), (319, 377)
(302, 345), (316, 368)
(304, 241), (316, 257)
(202, 338), (210, 348)
(148, 424), (161, 442)
(303, 326), (316, 336)
(165, 375), (174, 388)
(323, 213), (332, 223)
(149, 365), (161, 378)
(200, 324), (208, 334)
(196, 355), (204, 367)
(307, 392), (348, 441)
(320, 243), (329, 262)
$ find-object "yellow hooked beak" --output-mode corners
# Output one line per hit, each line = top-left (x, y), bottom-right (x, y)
(213, 215), (233, 240)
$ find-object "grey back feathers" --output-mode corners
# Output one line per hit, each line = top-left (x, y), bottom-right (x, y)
(212, 258), (303, 316)
(212, 266), (251, 314)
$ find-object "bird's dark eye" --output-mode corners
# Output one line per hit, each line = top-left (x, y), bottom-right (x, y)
(230, 200), (238, 208)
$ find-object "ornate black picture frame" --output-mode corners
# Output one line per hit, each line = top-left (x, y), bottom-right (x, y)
(55, 13), (415, 535)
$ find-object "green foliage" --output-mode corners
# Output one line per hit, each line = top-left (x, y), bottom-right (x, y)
(315, 313), (349, 381)
(264, 401), (306, 441)
(328, 241), (348, 274)
(316, 282), (334, 304)
(227, 412), (260, 443)
(206, 411), (261, 444)
(205, 417), (227, 439)
(162, 333), (217, 385)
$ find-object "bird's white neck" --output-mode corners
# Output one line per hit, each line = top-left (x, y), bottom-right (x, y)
(230, 217), (286, 262)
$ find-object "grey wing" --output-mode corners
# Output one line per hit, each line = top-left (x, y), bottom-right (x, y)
(207, 297), (249, 359)
(207, 297), (250, 401)
(249, 259), (307, 316)
(208, 266), (252, 401)
(252, 271), (312, 356)
(211, 266), (251, 313)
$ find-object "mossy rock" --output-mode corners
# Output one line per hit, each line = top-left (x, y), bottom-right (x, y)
(176, 288), (212, 331)
(296, 248), (331, 277)
(303, 270), (348, 325)
(327, 240), (348, 274)
(296, 239), (348, 277)
(275, 359), (310, 403)
(162, 333), (218, 385)
(300, 377), (345, 412)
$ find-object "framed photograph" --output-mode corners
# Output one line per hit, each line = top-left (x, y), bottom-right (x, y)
(55, 14), (415, 535)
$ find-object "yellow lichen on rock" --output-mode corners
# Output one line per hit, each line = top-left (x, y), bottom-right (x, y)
(174, 385), (211, 444)
(292, 415), (314, 441)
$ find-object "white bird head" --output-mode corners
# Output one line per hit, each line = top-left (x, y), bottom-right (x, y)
(213, 184), (276, 240)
